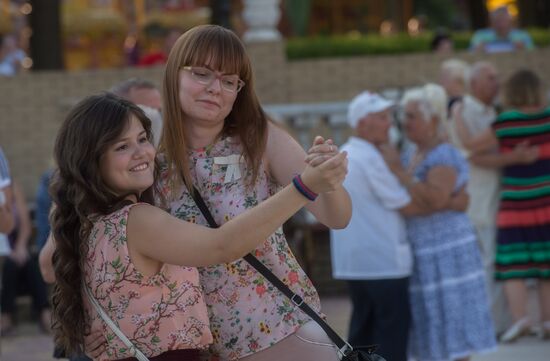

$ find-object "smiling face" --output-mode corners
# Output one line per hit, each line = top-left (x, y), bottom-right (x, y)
(99, 115), (156, 198)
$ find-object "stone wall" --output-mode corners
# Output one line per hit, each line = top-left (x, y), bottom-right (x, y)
(2, 43), (550, 200)
(0, 67), (164, 200)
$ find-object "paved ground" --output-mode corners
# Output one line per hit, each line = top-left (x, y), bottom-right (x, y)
(321, 296), (550, 361)
(1, 295), (549, 361)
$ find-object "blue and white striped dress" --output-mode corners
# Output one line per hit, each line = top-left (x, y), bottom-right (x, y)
(403, 143), (496, 361)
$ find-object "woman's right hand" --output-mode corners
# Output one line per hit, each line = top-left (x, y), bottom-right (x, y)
(85, 331), (106, 359)
(300, 151), (348, 195)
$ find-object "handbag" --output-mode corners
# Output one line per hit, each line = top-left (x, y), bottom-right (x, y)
(84, 285), (151, 361)
(190, 187), (386, 361)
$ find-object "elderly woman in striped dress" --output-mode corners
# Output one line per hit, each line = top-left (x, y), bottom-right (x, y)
(457, 69), (550, 342)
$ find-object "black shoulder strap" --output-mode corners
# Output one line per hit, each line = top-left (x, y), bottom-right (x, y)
(190, 186), (353, 356)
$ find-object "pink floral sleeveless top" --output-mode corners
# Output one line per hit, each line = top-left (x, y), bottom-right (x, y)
(83, 204), (212, 360)
(159, 136), (321, 360)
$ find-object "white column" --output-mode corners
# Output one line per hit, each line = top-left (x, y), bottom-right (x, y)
(242, 0), (281, 43)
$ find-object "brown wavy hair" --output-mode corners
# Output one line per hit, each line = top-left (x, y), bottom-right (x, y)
(161, 24), (269, 191)
(50, 93), (158, 355)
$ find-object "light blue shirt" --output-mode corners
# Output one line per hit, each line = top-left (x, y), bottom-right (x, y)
(469, 28), (534, 53)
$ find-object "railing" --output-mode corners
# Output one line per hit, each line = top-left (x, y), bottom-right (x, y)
(263, 89), (403, 149)
(264, 101), (349, 148)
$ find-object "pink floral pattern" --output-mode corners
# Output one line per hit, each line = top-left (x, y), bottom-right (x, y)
(160, 136), (321, 360)
(83, 204), (212, 360)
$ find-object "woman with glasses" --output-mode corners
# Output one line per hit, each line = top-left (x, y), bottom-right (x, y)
(159, 25), (351, 360)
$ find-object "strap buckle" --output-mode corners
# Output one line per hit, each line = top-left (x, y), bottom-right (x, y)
(291, 293), (304, 307)
(129, 345), (138, 357)
(337, 342), (353, 360)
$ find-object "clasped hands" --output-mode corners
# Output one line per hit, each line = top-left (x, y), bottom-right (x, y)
(303, 136), (348, 193)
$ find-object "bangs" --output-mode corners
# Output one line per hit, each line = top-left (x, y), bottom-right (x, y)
(178, 26), (251, 81)
(97, 100), (152, 154)
(131, 107), (154, 142)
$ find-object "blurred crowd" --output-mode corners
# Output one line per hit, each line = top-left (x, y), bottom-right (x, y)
(431, 6), (535, 55)
(0, 5), (549, 361)
(0, 5), (541, 77)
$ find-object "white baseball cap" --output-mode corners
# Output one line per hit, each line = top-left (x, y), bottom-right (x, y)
(347, 91), (394, 128)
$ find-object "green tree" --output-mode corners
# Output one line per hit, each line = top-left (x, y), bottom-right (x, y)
(285, 0), (311, 36)
(414, 0), (457, 28)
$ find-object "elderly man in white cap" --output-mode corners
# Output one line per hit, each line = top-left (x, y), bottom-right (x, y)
(330, 91), (420, 361)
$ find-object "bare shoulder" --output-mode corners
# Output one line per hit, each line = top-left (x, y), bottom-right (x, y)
(127, 203), (166, 229)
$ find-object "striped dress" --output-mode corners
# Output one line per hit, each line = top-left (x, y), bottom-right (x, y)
(492, 107), (550, 279)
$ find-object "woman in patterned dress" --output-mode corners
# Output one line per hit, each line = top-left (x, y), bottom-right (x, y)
(456, 69), (550, 342)
(159, 25), (351, 360)
(385, 84), (497, 361)
(45, 94), (347, 361)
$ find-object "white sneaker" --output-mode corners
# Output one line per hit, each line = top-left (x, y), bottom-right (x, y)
(499, 317), (531, 343)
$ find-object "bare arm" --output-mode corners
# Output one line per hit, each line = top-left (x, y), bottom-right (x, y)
(377, 144), (453, 215)
(129, 152), (348, 267)
(447, 186), (469, 212)
(0, 186), (15, 233)
(265, 123), (351, 229)
(39, 234), (56, 283)
(470, 144), (538, 168)
(453, 107), (498, 153)
(452, 104), (538, 167)
(10, 182), (32, 265)
(389, 163), (458, 213)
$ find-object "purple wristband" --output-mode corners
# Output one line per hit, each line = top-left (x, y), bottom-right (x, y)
(292, 175), (318, 201)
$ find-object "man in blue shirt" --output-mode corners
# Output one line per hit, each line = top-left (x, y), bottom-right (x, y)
(470, 6), (534, 53)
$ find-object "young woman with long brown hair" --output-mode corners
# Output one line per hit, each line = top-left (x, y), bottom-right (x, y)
(159, 25), (351, 360)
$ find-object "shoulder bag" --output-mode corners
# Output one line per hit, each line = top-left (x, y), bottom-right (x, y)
(191, 187), (386, 361)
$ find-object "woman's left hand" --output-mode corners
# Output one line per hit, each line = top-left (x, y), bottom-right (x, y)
(301, 151), (348, 194)
(305, 136), (339, 167)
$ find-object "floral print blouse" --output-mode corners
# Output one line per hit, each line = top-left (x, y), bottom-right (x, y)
(159, 136), (321, 360)
(83, 204), (212, 360)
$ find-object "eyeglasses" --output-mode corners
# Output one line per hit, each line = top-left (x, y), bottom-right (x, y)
(182, 66), (245, 93)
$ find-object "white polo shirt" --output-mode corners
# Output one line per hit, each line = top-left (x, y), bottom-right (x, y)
(331, 137), (412, 280)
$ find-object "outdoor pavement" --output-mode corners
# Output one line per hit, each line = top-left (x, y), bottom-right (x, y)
(1, 295), (549, 361)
